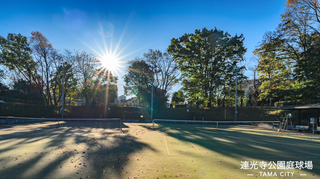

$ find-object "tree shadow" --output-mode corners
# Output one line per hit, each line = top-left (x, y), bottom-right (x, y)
(145, 123), (320, 176)
(0, 121), (157, 179)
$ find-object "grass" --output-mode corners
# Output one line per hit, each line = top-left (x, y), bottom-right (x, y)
(0, 121), (320, 179)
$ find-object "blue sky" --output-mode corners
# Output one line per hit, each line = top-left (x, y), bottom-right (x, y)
(1, 0), (286, 98)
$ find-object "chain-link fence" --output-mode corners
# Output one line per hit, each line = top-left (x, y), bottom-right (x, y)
(154, 106), (280, 121)
(0, 97), (54, 117)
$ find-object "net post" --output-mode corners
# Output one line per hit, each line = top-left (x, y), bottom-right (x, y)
(278, 121), (281, 131)
(120, 118), (123, 133)
(216, 122), (218, 130)
(152, 119), (155, 130)
(272, 122), (274, 129)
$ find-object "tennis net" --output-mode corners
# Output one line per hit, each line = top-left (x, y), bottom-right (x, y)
(153, 119), (281, 131)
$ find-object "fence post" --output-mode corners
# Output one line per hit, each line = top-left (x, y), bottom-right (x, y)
(205, 108), (207, 121)
(13, 99), (15, 116)
(23, 100), (24, 116)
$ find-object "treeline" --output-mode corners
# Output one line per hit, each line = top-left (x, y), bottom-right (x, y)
(254, 0), (320, 105)
(0, 32), (117, 106)
(2, 0), (318, 112)
(123, 49), (180, 110)
(170, 1), (320, 108)
(124, 27), (248, 108)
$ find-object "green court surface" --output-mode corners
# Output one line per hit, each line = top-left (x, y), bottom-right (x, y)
(0, 121), (320, 179)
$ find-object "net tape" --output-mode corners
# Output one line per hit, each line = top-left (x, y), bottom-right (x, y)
(153, 119), (281, 129)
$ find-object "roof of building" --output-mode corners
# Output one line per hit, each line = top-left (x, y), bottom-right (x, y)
(279, 103), (320, 110)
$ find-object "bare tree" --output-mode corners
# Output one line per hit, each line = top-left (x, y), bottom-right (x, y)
(71, 50), (99, 105)
(248, 56), (260, 106)
(143, 49), (180, 94)
(29, 31), (56, 105)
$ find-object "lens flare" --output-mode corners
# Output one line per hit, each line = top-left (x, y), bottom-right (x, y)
(63, 9), (87, 31)
(98, 54), (120, 73)
(98, 21), (114, 38)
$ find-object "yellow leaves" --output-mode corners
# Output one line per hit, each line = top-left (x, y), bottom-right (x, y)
(29, 31), (54, 49)
(286, 0), (298, 5)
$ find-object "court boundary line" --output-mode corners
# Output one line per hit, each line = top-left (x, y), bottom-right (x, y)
(163, 133), (170, 155)
(160, 126), (170, 155)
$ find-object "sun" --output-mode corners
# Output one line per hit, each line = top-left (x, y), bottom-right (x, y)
(99, 54), (120, 73)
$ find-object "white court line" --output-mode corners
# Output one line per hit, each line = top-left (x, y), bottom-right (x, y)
(247, 174), (254, 176)
(174, 128), (204, 155)
(300, 174), (307, 176)
(161, 126), (170, 155)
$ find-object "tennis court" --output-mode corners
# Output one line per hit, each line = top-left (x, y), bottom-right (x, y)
(0, 119), (320, 179)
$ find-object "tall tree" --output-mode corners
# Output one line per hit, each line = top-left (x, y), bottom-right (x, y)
(254, 0), (320, 103)
(12, 79), (45, 104)
(282, 0), (320, 100)
(50, 62), (78, 106)
(285, 0), (320, 35)
(168, 27), (247, 107)
(124, 58), (167, 109)
(254, 31), (296, 103)
(82, 68), (117, 105)
(70, 50), (100, 104)
(29, 31), (56, 105)
(143, 49), (179, 93)
(248, 56), (260, 106)
(171, 90), (186, 105)
(0, 33), (37, 85)
(124, 59), (152, 105)
(0, 83), (9, 96)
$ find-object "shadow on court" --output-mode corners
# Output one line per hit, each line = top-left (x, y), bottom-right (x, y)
(144, 123), (320, 177)
(0, 120), (129, 129)
(0, 121), (157, 179)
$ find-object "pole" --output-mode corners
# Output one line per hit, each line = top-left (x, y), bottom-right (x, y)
(151, 64), (160, 121)
(151, 71), (154, 121)
(235, 67), (238, 121)
(13, 99), (15, 116)
(61, 63), (66, 121)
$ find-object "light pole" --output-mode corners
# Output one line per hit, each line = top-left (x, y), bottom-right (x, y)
(151, 64), (160, 121)
(233, 63), (240, 121)
(151, 74), (154, 121)
(61, 62), (67, 119)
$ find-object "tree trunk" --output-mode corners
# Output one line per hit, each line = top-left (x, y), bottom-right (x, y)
(222, 95), (226, 107)
(208, 89), (212, 107)
(52, 84), (57, 106)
